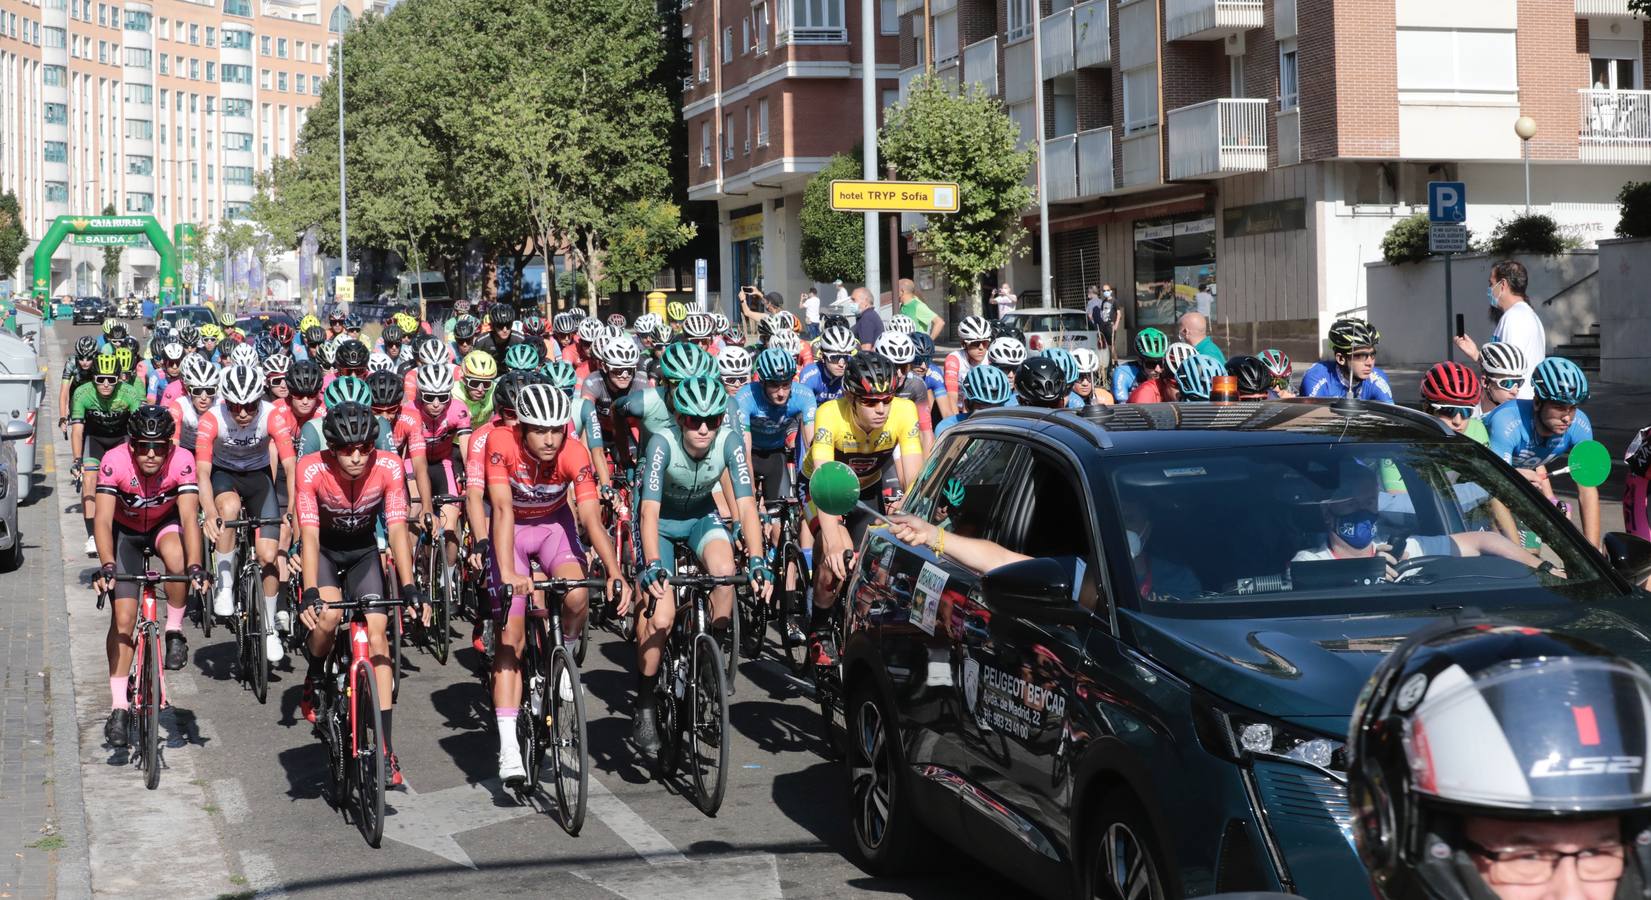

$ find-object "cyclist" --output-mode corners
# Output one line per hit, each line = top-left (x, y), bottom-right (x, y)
(92, 406), (209, 745)
(987, 336), (1026, 384)
(875, 331), (937, 453)
(906, 333), (951, 419)
(197, 364), (298, 664)
(1012, 355), (1070, 410)
(1301, 318), (1393, 402)
(617, 341), (716, 456)
(632, 376), (769, 759)
(145, 341), (187, 405)
(805, 353), (922, 666)
(717, 345), (752, 397)
(935, 364), (1013, 437)
(1350, 622), (1651, 900)
(1173, 354), (1225, 402)
(72, 353), (147, 556)
(1486, 357), (1600, 548)
(582, 334), (646, 472)
(457, 350), (497, 426)
(1112, 328), (1170, 402)
(801, 326), (857, 404)
(1477, 341), (1527, 417)
(944, 315), (993, 400)
(367, 370), (431, 518)
(1068, 347), (1112, 406)
(542, 360), (610, 488)
(1036, 347), (1086, 409)
(1226, 355), (1274, 401)
(451, 316), (479, 365)
(327, 310), (347, 340)
(475, 304), (523, 369)
(737, 347), (817, 512)
(299, 377), (374, 456)
(59, 336), (100, 438)
(683, 310), (719, 356)
(460, 370), (531, 650)
(400, 338), (454, 406)
(502, 342), (542, 375)
(334, 339), (370, 382)
(170, 355), (220, 452)
(294, 402), (424, 785)
(1421, 361), (1488, 443)
(550, 310), (581, 362)
(484, 384), (629, 784)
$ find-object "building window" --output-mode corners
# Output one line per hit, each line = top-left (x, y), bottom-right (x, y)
(277, 37), (287, 58)
(206, 61), (216, 81)
(43, 141), (68, 163)
(722, 26), (733, 63)
(224, 98), (252, 117)
(188, 23), (198, 44)
(127, 155), (153, 175)
(43, 103), (67, 125)
(124, 9), (150, 30)
(277, 71), (287, 91)
(744, 106), (752, 153)
(222, 28), (251, 50)
(225, 131), (253, 151)
(260, 68), (271, 89)
(313, 78), (322, 95)
(1006, 0), (1032, 42)
(157, 16), (167, 38)
(125, 83), (152, 104)
(777, 0), (846, 43)
(879, 0), (897, 35)
(125, 118), (153, 140)
(207, 164), (214, 184)
(205, 96), (215, 115)
(43, 25), (65, 48)
(205, 26), (215, 47)
(1123, 63), (1158, 133)
(99, 40), (108, 64)
(297, 41), (307, 61)
(125, 192), (154, 213)
(222, 64), (252, 84)
(1278, 40), (1298, 110)
(190, 58), (200, 79)
(43, 65), (66, 86)
(260, 34), (270, 55)
(158, 54), (169, 75)
(225, 202), (251, 220)
(698, 37), (709, 81)
(295, 74), (306, 94)
(224, 0), (252, 17)
(700, 121), (711, 167)
(1395, 28), (1516, 97)
(97, 2), (106, 26)
(224, 166), (253, 186)
(724, 113), (734, 159)
(45, 182), (69, 203)
(125, 47), (151, 68)
(756, 98), (769, 146)
(752, 2), (768, 52)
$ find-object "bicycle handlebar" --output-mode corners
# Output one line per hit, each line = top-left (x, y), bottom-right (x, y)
(530, 577), (610, 595)
(222, 516), (286, 528)
(430, 494), (463, 509)
(316, 595), (414, 612)
(112, 573), (194, 584)
(667, 573), (751, 588)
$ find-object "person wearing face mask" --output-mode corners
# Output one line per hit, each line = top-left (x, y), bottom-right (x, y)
(1086, 284), (1122, 372)
(1290, 462), (1537, 578)
(1453, 260), (1545, 401)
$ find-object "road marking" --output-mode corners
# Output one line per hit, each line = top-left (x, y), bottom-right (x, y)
(381, 776), (539, 868)
(211, 778), (249, 824)
(572, 852), (783, 900)
(587, 774), (686, 865)
(238, 850), (289, 899)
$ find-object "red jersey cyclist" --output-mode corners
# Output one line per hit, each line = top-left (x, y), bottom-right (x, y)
(92, 406), (209, 747)
(411, 363), (472, 574)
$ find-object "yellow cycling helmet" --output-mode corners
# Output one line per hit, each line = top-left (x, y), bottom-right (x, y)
(461, 349), (497, 380)
(665, 301), (689, 323)
(298, 314), (321, 332)
(113, 347), (135, 372)
(199, 323), (223, 341)
(95, 352), (118, 376)
(393, 312), (418, 334)
(101, 319), (115, 335)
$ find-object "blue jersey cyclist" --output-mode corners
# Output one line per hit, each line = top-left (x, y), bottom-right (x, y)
(1300, 318), (1394, 402)
(735, 347), (817, 503)
(798, 325), (857, 404)
(632, 376), (770, 763)
(1111, 327), (1170, 403)
(1485, 356), (1600, 548)
(936, 365), (1014, 437)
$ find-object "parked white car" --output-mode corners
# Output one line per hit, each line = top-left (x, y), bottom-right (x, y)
(999, 306), (1099, 353)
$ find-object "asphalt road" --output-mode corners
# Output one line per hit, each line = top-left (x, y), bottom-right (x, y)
(38, 322), (1030, 899)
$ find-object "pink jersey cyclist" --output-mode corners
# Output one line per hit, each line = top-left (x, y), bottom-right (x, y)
(1625, 426), (1651, 541)
(406, 400), (471, 495)
(97, 442), (199, 537)
(483, 424), (596, 617)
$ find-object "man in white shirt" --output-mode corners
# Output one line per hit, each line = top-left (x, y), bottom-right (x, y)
(1454, 259), (1546, 400)
(801, 287), (821, 338)
(833, 279), (849, 307)
(992, 283), (1017, 319)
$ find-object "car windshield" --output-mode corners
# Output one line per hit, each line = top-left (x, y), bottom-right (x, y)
(159, 307), (215, 327)
(1010, 311), (1090, 333)
(1104, 441), (1617, 616)
(236, 314), (295, 336)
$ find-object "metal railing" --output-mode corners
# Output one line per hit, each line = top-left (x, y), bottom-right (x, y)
(1164, 0), (1263, 42)
(1120, 129), (1160, 188)
(1041, 8), (1074, 80)
(1167, 98), (1267, 179)
(1578, 89), (1651, 164)
(1574, 0), (1634, 15)
(963, 36), (997, 96)
(1045, 134), (1079, 201)
(1074, 0), (1111, 68)
(1078, 126), (1114, 197)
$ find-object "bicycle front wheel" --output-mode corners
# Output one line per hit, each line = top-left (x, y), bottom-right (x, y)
(140, 626), (163, 790)
(248, 588), (269, 705)
(779, 542), (808, 674)
(518, 621), (547, 792)
(352, 665), (387, 848)
(549, 646), (588, 835)
(689, 633), (730, 816)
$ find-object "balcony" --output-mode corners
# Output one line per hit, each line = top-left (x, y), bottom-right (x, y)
(1041, 8), (1074, 80)
(1045, 134), (1078, 202)
(1165, 0), (1262, 42)
(1120, 128), (1160, 189)
(1003, 37), (1036, 105)
(1078, 126), (1115, 197)
(1167, 98), (1267, 179)
(1074, 0), (1111, 69)
(963, 36), (997, 96)
(1575, 0), (1635, 14)
(1579, 89), (1651, 165)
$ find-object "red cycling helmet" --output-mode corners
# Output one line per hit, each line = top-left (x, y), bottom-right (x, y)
(1420, 361), (1480, 405)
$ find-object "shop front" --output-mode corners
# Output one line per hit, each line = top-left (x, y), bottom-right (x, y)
(1132, 212), (1217, 329)
(729, 208), (763, 298)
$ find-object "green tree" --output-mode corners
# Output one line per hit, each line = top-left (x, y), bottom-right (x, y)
(99, 203), (122, 297)
(0, 191), (27, 288)
(602, 198), (696, 293)
(800, 152), (866, 284)
(879, 76), (1034, 316)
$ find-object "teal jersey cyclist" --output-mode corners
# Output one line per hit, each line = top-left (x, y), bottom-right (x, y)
(631, 375), (771, 764)
(298, 377), (388, 456)
(616, 340), (720, 462)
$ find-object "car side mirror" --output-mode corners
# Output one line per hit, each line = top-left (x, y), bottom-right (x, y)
(2, 419), (32, 441)
(1604, 532), (1651, 585)
(981, 556), (1094, 626)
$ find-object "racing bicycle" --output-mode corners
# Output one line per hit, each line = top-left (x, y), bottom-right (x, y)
(222, 516), (285, 705)
(99, 560), (195, 790)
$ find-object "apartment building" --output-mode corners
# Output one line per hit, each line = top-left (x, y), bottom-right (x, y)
(0, 0), (372, 300)
(896, 0), (1650, 358)
(682, 0), (902, 309)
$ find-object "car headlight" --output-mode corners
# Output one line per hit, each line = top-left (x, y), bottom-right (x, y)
(1194, 695), (1348, 780)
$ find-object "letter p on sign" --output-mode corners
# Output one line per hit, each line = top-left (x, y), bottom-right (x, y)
(1428, 181), (1466, 224)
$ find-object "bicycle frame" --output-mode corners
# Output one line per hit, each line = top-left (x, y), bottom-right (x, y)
(347, 618), (373, 758)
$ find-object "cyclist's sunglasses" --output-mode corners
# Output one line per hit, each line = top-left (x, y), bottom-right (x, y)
(608, 368), (635, 378)
(419, 392), (450, 405)
(189, 386), (217, 398)
(228, 401), (260, 415)
(856, 394), (895, 408)
(132, 439), (170, 456)
(464, 377), (493, 392)
(824, 354), (851, 365)
(1489, 377), (1524, 391)
(266, 376), (287, 387)
(722, 376), (747, 387)
(94, 375), (119, 385)
(679, 413), (723, 431)
(290, 389), (320, 399)
(965, 340), (989, 350)
(1141, 356), (1166, 370)
(1428, 402), (1476, 420)
(334, 441), (372, 456)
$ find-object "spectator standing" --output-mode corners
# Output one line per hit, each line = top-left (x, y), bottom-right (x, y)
(1086, 284), (1122, 370)
(991, 283), (1018, 320)
(851, 287), (883, 350)
(897, 278), (946, 341)
(833, 279), (850, 307)
(1453, 259), (1545, 400)
(739, 285), (768, 335)
(801, 288), (822, 339)
(1178, 311), (1225, 365)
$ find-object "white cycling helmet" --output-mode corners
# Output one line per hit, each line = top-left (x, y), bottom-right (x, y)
(262, 352), (293, 375)
(710, 311), (731, 334)
(576, 317), (603, 343)
(602, 323), (628, 345)
(159, 341), (186, 363)
(416, 340), (448, 366)
(874, 331), (916, 366)
(767, 329), (801, 355)
(181, 354), (219, 390)
(416, 364), (454, 395)
(603, 335), (641, 369)
(770, 310), (798, 332)
(228, 343), (260, 369)
(220, 364), (265, 405)
(1164, 341), (1199, 374)
(367, 351), (396, 373)
(988, 336), (1027, 367)
(817, 325), (857, 355)
(683, 310), (715, 339)
(718, 345), (753, 379)
(552, 311), (582, 334)
(1070, 347), (1101, 375)
(958, 315), (992, 343)
(515, 382), (571, 428)
(633, 313), (661, 335)
(886, 314), (917, 335)
(1479, 341), (1527, 379)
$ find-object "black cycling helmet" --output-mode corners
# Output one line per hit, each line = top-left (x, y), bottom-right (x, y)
(488, 304), (516, 328)
(1226, 355), (1272, 397)
(75, 336), (99, 360)
(109, 323), (128, 341)
(844, 352), (897, 398)
(321, 402), (380, 449)
(1351, 621), (1651, 900)
(381, 324), (405, 346)
(303, 324), (327, 346)
(1329, 318), (1380, 355)
(453, 317), (478, 342)
(366, 370), (404, 409)
(822, 314), (851, 334)
(493, 370), (531, 412)
(126, 404), (175, 442)
(287, 359), (323, 396)
(1014, 356), (1068, 407)
(335, 339), (369, 370)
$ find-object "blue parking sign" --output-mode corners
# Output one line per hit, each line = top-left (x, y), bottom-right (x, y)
(1428, 182), (1466, 224)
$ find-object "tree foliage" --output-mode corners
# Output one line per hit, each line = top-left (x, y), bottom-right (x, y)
(1485, 213), (1578, 257)
(878, 76), (1034, 314)
(602, 199), (696, 293)
(1617, 181), (1651, 239)
(800, 152), (866, 284)
(100, 203), (121, 296)
(0, 191), (27, 286)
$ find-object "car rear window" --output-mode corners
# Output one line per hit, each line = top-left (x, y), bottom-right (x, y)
(1010, 311), (1090, 333)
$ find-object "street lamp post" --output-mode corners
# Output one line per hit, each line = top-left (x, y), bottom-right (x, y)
(1514, 115), (1537, 214)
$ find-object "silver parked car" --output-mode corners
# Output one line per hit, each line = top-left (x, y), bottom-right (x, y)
(0, 418), (29, 571)
(999, 306), (1099, 353)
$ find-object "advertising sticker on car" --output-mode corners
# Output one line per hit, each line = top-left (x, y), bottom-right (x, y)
(913, 561), (947, 635)
(972, 664), (1067, 739)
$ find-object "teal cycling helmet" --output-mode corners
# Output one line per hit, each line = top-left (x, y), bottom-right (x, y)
(942, 477), (967, 508)
(323, 375), (371, 407)
(1134, 327), (1169, 360)
(1175, 354), (1226, 401)
(503, 342), (543, 372)
(1531, 356), (1590, 405)
(1042, 348), (1080, 386)
(540, 359), (579, 392)
(670, 375), (729, 418)
(961, 364), (1013, 407)
(753, 347), (798, 384)
(659, 340), (713, 384)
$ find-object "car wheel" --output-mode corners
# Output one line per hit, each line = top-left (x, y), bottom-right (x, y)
(1083, 788), (1168, 900)
(846, 684), (934, 874)
(0, 535), (18, 572)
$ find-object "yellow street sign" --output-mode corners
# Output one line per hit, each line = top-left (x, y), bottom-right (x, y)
(829, 180), (960, 214)
(334, 275), (355, 304)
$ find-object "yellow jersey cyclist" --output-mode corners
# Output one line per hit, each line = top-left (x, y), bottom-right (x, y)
(804, 352), (924, 666)
(632, 375), (771, 762)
